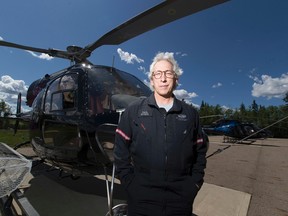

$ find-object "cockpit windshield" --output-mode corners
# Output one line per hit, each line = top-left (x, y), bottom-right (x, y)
(88, 66), (151, 114)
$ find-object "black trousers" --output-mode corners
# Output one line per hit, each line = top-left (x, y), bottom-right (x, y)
(125, 172), (199, 216)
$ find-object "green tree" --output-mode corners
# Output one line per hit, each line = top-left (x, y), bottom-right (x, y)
(232, 103), (246, 120)
(199, 101), (226, 126)
(0, 100), (11, 117)
(251, 100), (259, 113)
(283, 92), (288, 104)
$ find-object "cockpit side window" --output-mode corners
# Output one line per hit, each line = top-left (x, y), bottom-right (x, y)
(32, 89), (45, 112)
(44, 78), (60, 113)
(44, 73), (78, 113)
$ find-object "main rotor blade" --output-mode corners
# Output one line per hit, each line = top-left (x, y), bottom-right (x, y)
(0, 0), (229, 63)
(0, 40), (49, 53)
(0, 40), (72, 60)
(82, 0), (229, 58)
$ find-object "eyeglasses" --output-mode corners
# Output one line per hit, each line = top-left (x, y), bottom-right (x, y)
(152, 70), (175, 79)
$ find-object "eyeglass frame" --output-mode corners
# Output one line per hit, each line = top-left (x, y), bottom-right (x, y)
(152, 70), (175, 79)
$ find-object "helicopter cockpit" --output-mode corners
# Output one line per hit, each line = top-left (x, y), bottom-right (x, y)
(28, 64), (152, 164)
(40, 65), (151, 117)
(87, 66), (151, 115)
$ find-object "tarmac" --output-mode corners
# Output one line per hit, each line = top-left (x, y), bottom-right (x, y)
(204, 136), (288, 216)
(2, 136), (288, 216)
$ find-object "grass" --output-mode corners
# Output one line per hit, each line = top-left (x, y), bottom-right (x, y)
(0, 129), (30, 147)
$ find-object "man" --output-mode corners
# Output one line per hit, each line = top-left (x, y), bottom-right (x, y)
(114, 52), (208, 216)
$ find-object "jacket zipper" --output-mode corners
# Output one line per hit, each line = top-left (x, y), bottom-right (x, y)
(164, 112), (168, 179)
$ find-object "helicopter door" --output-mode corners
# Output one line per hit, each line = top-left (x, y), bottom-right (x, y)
(42, 73), (80, 149)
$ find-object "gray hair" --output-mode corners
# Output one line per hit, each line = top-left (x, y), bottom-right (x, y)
(148, 52), (183, 80)
(148, 52), (183, 90)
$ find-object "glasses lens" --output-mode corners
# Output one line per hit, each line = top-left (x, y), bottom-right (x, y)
(153, 70), (174, 79)
(165, 71), (174, 78)
(154, 72), (161, 79)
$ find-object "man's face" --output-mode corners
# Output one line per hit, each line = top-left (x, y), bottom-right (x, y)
(150, 60), (177, 98)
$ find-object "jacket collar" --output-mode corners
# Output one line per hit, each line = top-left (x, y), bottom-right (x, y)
(147, 93), (182, 112)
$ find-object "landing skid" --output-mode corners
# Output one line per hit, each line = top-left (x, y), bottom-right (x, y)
(223, 136), (256, 144)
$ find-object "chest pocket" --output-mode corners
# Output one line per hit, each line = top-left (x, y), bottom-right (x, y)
(131, 108), (153, 147)
(170, 113), (194, 144)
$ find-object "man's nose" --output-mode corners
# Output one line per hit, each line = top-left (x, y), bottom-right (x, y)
(161, 74), (167, 81)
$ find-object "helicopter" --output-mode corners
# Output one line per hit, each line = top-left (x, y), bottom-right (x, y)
(0, 0), (229, 215)
(202, 118), (272, 143)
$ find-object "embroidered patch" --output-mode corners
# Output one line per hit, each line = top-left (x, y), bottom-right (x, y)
(140, 110), (150, 116)
(176, 114), (187, 121)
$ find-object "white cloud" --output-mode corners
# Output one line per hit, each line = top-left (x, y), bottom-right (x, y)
(212, 82), (222, 88)
(174, 89), (199, 108)
(174, 89), (198, 104)
(0, 36), (3, 41)
(0, 75), (30, 114)
(175, 52), (188, 57)
(221, 105), (232, 112)
(117, 48), (144, 64)
(26, 51), (54, 60)
(250, 73), (288, 99)
(138, 66), (148, 75)
(0, 75), (28, 95)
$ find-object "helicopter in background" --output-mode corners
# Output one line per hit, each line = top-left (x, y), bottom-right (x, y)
(202, 119), (272, 143)
(0, 0), (229, 215)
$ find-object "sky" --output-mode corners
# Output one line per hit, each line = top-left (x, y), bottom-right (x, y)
(1, 0), (288, 114)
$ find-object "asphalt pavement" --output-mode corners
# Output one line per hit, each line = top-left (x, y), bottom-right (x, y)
(1, 136), (288, 216)
(204, 136), (288, 216)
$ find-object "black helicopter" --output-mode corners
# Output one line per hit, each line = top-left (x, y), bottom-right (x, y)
(0, 0), (229, 214)
(202, 119), (272, 143)
(1, 0), (229, 175)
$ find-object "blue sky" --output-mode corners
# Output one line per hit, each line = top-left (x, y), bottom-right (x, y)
(1, 0), (288, 113)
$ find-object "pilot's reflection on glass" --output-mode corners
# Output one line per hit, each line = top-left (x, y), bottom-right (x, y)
(59, 75), (77, 109)
(44, 74), (78, 113)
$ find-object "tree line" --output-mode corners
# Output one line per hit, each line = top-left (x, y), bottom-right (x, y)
(1, 97), (288, 138)
(198, 98), (288, 138)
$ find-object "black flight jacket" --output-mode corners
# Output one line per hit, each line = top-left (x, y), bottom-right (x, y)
(114, 94), (208, 189)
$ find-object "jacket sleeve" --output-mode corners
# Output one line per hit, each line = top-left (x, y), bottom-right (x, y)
(191, 113), (208, 189)
(113, 108), (134, 188)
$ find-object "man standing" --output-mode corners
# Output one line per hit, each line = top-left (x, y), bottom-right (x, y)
(114, 52), (208, 216)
